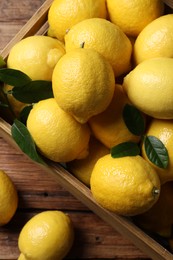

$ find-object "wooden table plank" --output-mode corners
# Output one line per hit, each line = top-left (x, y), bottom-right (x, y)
(0, 0), (151, 259)
(0, 210), (149, 259)
(0, 136), (88, 211)
(0, 137), (150, 259)
(0, 0), (45, 52)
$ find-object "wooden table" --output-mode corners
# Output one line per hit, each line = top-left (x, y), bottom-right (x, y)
(0, 1), (151, 259)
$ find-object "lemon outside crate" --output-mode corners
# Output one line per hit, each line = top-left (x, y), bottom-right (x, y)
(0, 0), (173, 259)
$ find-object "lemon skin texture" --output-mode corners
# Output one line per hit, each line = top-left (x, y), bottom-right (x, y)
(18, 253), (26, 260)
(90, 155), (160, 216)
(142, 119), (173, 184)
(48, 0), (107, 41)
(67, 136), (109, 186)
(134, 14), (173, 64)
(6, 35), (65, 118)
(26, 98), (90, 162)
(123, 57), (173, 119)
(0, 170), (18, 226)
(18, 210), (74, 260)
(65, 18), (132, 77)
(89, 84), (141, 148)
(52, 48), (115, 124)
(7, 35), (65, 81)
(106, 0), (164, 37)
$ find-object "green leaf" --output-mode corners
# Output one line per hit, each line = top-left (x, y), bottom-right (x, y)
(0, 55), (6, 68)
(0, 68), (31, 87)
(11, 119), (46, 165)
(144, 135), (169, 169)
(10, 80), (53, 103)
(123, 104), (145, 136)
(19, 105), (33, 125)
(111, 141), (140, 158)
(0, 101), (8, 107)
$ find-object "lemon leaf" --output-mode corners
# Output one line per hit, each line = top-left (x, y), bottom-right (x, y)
(11, 119), (46, 165)
(0, 55), (6, 68)
(0, 68), (31, 87)
(144, 135), (169, 169)
(111, 141), (140, 158)
(0, 101), (8, 107)
(19, 105), (33, 125)
(10, 80), (53, 103)
(123, 104), (145, 136)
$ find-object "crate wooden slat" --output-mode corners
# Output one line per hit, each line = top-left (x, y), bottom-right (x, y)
(0, 0), (173, 259)
(0, 119), (172, 260)
(163, 0), (173, 8)
(1, 0), (53, 59)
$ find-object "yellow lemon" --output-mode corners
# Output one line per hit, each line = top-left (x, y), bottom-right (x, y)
(7, 35), (65, 81)
(106, 0), (164, 37)
(18, 253), (26, 260)
(134, 14), (173, 64)
(26, 98), (90, 162)
(65, 18), (132, 77)
(52, 48), (115, 124)
(0, 170), (18, 226)
(90, 154), (160, 216)
(123, 57), (173, 119)
(7, 34), (65, 117)
(18, 210), (74, 260)
(142, 119), (173, 185)
(134, 181), (173, 238)
(89, 84), (141, 148)
(67, 136), (109, 186)
(47, 0), (107, 41)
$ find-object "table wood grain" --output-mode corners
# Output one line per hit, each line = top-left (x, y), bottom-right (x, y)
(0, 0), (151, 259)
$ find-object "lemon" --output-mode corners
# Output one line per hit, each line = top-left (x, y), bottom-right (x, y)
(134, 181), (173, 238)
(123, 57), (173, 119)
(47, 0), (107, 41)
(0, 170), (18, 226)
(67, 136), (109, 186)
(6, 34), (65, 116)
(7, 35), (65, 81)
(106, 0), (164, 37)
(52, 48), (115, 124)
(142, 119), (173, 185)
(89, 84), (141, 148)
(90, 155), (160, 216)
(134, 14), (173, 64)
(65, 18), (132, 77)
(18, 253), (26, 260)
(18, 210), (74, 260)
(26, 98), (90, 162)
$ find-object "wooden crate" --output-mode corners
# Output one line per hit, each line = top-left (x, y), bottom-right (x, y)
(0, 0), (173, 259)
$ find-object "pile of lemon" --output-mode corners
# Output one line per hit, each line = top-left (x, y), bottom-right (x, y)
(3, 0), (173, 256)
